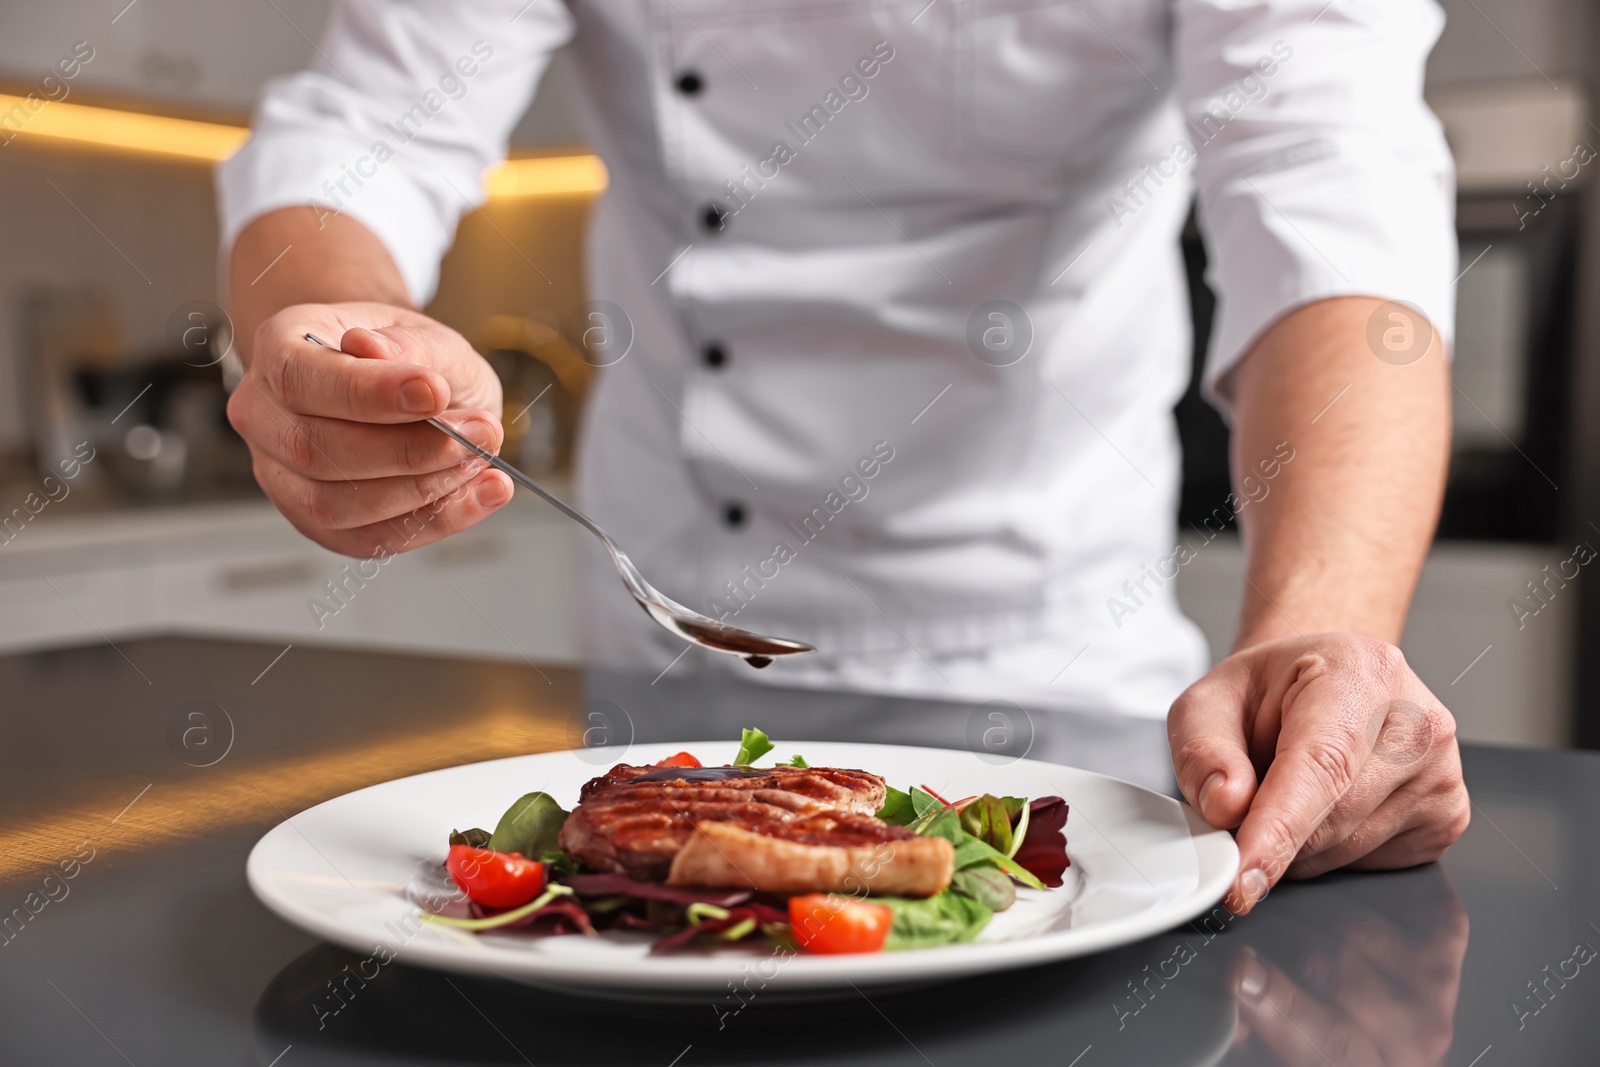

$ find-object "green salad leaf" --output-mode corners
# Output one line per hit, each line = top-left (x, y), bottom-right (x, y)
(733, 727), (775, 765)
(878, 891), (993, 950)
(919, 808), (1047, 891)
(909, 787), (945, 820)
(728, 726), (806, 767)
(877, 785), (916, 826)
(539, 849), (577, 875)
(951, 867), (1016, 913)
(448, 827), (492, 848)
(422, 883), (575, 931)
(1006, 799), (1031, 860)
(487, 792), (569, 857)
(959, 795), (1024, 856)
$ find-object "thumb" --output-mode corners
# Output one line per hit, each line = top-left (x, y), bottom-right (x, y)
(346, 323), (501, 414)
(1168, 660), (1258, 829)
(339, 325), (409, 362)
(341, 323), (467, 377)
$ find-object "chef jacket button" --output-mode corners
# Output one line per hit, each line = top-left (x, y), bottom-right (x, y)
(702, 202), (728, 233)
(722, 501), (747, 528)
(675, 70), (704, 95)
(702, 342), (727, 369)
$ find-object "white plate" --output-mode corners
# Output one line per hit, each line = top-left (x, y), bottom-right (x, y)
(247, 740), (1238, 997)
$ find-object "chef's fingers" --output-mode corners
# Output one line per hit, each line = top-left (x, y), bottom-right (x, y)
(1291, 720), (1467, 881)
(343, 323), (476, 373)
(1228, 673), (1375, 913)
(1168, 658), (1259, 830)
(231, 392), (501, 480)
(307, 469), (514, 558)
(337, 321), (505, 415)
(1232, 949), (1382, 1067)
(1286, 777), (1436, 880)
(250, 329), (451, 423)
(254, 454), (491, 532)
(1345, 803), (1471, 872)
(1276, 768), (1400, 881)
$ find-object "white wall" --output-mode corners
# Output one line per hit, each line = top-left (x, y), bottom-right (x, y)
(1428, 0), (1590, 89)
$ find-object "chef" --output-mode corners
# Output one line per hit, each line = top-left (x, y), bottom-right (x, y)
(218, 0), (1470, 914)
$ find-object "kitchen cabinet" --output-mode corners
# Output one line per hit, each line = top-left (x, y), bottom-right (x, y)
(0, 0), (585, 145)
(0, 499), (583, 667)
(0, 0), (329, 113)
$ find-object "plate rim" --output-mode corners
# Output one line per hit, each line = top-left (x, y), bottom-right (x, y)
(246, 740), (1240, 991)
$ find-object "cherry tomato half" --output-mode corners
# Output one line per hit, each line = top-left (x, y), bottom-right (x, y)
(788, 894), (893, 954)
(445, 845), (546, 909)
(655, 751), (702, 768)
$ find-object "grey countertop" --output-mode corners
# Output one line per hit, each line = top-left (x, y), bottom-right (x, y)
(0, 636), (1595, 1066)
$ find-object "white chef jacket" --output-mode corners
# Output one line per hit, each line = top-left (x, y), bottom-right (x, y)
(218, 0), (1456, 720)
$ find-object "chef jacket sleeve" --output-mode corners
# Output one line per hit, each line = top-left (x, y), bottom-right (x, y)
(1173, 0), (1457, 416)
(216, 0), (575, 304)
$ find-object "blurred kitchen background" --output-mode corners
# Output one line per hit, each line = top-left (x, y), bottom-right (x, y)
(0, 0), (1595, 750)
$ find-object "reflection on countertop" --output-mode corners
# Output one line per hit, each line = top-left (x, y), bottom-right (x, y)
(3, 636), (1597, 1066)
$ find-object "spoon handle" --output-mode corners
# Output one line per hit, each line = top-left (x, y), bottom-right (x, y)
(424, 417), (606, 542)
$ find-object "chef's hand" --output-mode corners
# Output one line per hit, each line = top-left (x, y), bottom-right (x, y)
(226, 302), (512, 557)
(1168, 633), (1470, 915)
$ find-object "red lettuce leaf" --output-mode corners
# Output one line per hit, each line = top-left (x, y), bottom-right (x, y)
(521, 898), (596, 936)
(649, 917), (740, 955)
(466, 897), (596, 935)
(1012, 796), (1069, 887)
(735, 901), (790, 925)
(648, 906), (781, 955)
(559, 872), (753, 908)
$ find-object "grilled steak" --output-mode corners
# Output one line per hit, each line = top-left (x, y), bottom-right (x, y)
(576, 764), (888, 813)
(559, 764), (954, 898)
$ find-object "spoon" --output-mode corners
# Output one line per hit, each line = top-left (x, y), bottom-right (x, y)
(302, 332), (814, 667)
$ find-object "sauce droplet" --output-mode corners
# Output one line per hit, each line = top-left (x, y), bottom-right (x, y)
(743, 655), (773, 669)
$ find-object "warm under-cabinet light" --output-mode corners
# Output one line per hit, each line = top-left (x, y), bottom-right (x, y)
(0, 93), (606, 198)
(0, 93), (248, 161)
